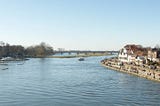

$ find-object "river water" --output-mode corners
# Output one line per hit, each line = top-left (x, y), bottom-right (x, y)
(0, 56), (160, 106)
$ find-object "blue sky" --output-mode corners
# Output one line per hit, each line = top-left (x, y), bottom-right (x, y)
(0, 0), (160, 50)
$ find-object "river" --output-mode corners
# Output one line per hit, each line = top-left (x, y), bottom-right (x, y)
(0, 56), (160, 106)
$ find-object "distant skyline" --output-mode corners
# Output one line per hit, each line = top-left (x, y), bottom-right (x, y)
(0, 0), (160, 50)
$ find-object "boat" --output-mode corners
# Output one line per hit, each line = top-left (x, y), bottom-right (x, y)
(1, 68), (8, 70)
(17, 63), (24, 65)
(1, 57), (14, 61)
(78, 58), (84, 61)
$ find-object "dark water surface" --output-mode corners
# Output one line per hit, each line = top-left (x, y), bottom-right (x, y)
(0, 56), (160, 106)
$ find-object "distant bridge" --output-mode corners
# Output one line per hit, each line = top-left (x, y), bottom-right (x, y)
(54, 50), (119, 55)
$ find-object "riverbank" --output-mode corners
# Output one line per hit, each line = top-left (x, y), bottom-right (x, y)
(0, 57), (29, 61)
(101, 58), (160, 82)
(47, 53), (111, 58)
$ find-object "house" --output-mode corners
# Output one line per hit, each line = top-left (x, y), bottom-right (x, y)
(135, 56), (146, 65)
(118, 49), (137, 63)
(118, 48), (130, 63)
(118, 45), (136, 63)
(118, 44), (147, 63)
(148, 48), (160, 62)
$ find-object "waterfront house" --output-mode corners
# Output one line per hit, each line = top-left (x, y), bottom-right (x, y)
(148, 48), (160, 62)
(118, 48), (130, 63)
(135, 56), (146, 65)
(118, 44), (147, 63)
(118, 45), (136, 63)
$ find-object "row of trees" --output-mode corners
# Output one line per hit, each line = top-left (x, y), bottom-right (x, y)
(25, 42), (53, 57)
(0, 41), (54, 58)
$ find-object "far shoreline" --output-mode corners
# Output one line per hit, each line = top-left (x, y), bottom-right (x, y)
(47, 53), (112, 58)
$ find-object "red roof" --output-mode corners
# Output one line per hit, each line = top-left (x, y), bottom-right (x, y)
(124, 44), (147, 56)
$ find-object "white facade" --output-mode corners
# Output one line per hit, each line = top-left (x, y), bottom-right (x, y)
(118, 48), (135, 63)
(135, 56), (146, 65)
(118, 48), (129, 62)
(128, 55), (136, 63)
(148, 50), (160, 62)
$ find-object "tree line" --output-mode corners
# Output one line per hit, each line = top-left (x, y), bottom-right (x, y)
(0, 41), (54, 58)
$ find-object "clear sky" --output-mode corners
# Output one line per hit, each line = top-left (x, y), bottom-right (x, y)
(0, 0), (160, 50)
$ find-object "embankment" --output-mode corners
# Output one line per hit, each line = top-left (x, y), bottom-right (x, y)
(101, 58), (160, 82)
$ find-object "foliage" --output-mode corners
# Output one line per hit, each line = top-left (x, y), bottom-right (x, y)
(25, 42), (53, 57)
(0, 42), (25, 58)
(0, 41), (54, 58)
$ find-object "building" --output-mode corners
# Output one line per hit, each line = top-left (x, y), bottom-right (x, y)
(135, 56), (146, 65)
(118, 44), (147, 63)
(118, 46), (135, 63)
(148, 48), (160, 62)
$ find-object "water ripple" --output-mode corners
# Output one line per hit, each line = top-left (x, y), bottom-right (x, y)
(0, 57), (160, 106)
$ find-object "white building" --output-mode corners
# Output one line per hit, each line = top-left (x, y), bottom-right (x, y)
(118, 48), (135, 63)
(148, 49), (160, 62)
(135, 56), (146, 65)
(118, 45), (148, 65)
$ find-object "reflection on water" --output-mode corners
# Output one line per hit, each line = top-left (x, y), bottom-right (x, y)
(0, 56), (160, 106)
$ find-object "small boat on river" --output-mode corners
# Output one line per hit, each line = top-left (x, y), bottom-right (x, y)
(1, 68), (8, 70)
(78, 58), (84, 61)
